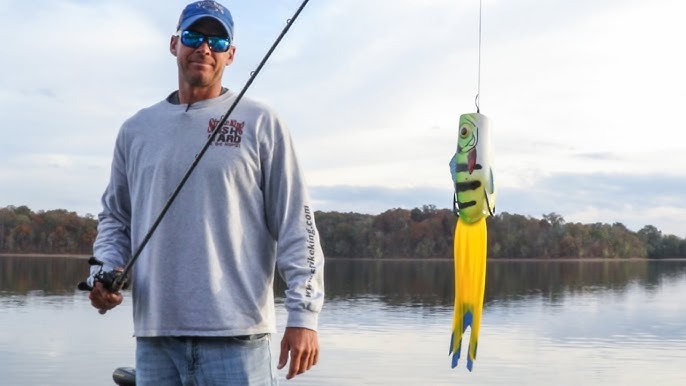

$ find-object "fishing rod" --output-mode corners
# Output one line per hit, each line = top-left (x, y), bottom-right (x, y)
(79, 0), (310, 295)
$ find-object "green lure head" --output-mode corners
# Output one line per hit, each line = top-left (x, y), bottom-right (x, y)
(449, 113), (496, 223)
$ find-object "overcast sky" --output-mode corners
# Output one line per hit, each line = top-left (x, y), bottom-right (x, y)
(1, 0), (684, 237)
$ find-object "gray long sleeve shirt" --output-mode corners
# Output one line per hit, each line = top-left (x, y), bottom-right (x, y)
(93, 90), (324, 337)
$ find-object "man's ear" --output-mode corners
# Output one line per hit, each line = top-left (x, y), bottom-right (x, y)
(170, 36), (178, 56)
(225, 46), (236, 66)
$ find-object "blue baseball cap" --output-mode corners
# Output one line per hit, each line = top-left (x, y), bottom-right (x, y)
(177, 1), (234, 41)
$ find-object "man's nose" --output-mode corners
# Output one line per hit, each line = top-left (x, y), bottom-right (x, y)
(196, 41), (212, 53)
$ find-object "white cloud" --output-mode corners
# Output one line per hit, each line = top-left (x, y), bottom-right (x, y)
(0, 0), (684, 237)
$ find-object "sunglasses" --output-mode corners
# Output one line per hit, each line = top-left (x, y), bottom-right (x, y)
(179, 30), (231, 52)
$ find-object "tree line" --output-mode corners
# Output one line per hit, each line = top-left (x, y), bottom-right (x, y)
(1, 204), (684, 259)
(313, 206), (685, 259)
(0, 205), (97, 255)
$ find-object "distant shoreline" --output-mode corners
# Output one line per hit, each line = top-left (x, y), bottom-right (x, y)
(0, 253), (90, 259)
(2, 253), (682, 262)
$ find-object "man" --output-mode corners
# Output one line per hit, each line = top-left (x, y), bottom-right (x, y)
(87, 1), (325, 384)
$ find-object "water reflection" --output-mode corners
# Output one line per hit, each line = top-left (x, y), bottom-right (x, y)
(2, 255), (686, 386)
(3, 255), (686, 304)
(313, 258), (686, 306)
(0, 255), (89, 295)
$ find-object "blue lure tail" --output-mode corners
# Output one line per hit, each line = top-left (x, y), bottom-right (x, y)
(449, 310), (475, 370)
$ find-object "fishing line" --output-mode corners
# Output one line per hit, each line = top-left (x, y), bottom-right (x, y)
(475, 0), (482, 113)
(110, 0), (311, 290)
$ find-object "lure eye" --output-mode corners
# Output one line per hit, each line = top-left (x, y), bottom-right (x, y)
(460, 125), (471, 138)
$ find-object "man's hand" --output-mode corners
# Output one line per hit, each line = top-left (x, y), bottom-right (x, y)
(89, 281), (123, 314)
(278, 327), (319, 380)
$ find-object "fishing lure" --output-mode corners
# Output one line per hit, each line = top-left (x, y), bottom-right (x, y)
(448, 112), (495, 371)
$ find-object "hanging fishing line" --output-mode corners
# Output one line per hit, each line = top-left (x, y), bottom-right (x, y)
(85, 0), (311, 293)
(475, 0), (483, 113)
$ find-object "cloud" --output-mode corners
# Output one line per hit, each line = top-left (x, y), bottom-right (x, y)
(311, 185), (450, 215)
(494, 172), (686, 235)
(0, 153), (110, 217)
(0, 0), (684, 241)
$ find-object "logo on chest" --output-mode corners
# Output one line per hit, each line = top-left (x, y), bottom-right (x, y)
(208, 117), (245, 147)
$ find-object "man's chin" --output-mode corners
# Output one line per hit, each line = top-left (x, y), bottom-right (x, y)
(186, 74), (216, 88)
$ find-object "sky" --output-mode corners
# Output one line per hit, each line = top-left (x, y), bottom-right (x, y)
(1, 0), (685, 237)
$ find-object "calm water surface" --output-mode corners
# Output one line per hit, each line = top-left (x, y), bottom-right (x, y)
(1, 256), (685, 385)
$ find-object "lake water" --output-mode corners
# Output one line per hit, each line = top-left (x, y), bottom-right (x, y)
(1, 256), (685, 385)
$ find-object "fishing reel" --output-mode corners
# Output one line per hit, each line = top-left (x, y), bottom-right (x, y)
(77, 256), (129, 293)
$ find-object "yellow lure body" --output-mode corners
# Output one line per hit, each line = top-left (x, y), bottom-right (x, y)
(449, 217), (488, 370)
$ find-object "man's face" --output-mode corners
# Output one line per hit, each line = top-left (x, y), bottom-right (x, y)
(171, 18), (235, 89)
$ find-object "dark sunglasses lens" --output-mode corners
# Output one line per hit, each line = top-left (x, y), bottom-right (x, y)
(181, 31), (204, 48)
(208, 37), (230, 52)
(181, 31), (230, 52)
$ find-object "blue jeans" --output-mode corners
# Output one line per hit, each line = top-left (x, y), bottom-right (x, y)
(135, 335), (278, 386)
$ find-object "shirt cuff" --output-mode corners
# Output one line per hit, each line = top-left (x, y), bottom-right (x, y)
(286, 309), (319, 331)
